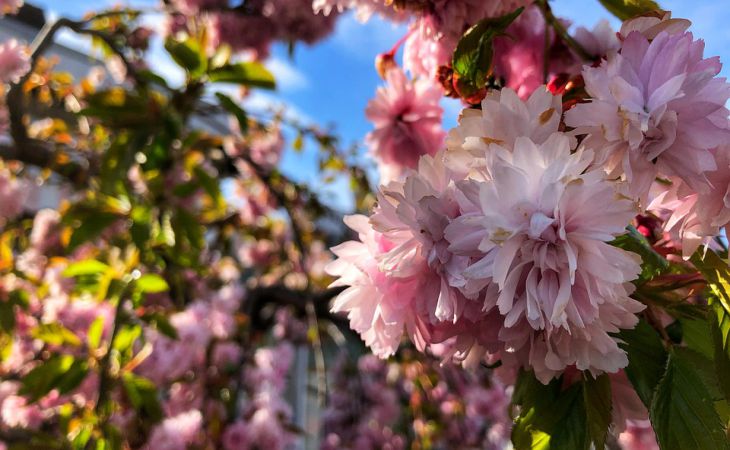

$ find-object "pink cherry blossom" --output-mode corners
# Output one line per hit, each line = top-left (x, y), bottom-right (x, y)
(0, 382), (44, 430)
(573, 20), (620, 58)
(50, 298), (114, 344)
(271, 0), (339, 45)
(565, 29), (730, 204)
(402, 0), (532, 80)
(0, 39), (29, 84)
(204, 0), (338, 58)
(618, 420), (660, 450)
(211, 342), (242, 367)
(312, 0), (403, 22)
(249, 127), (284, 168)
(144, 409), (203, 450)
(29, 209), (61, 253)
(326, 214), (431, 357)
(403, 20), (453, 80)
(611, 370), (649, 432)
(0, 167), (29, 222)
(246, 342), (294, 392)
(365, 68), (445, 183)
(222, 421), (250, 450)
(371, 152), (475, 323)
(421, 0), (532, 42)
(163, 382), (205, 417)
(170, 0), (227, 15)
(445, 134), (643, 382)
(137, 305), (212, 383)
(650, 145), (730, 258)
(225, 121), (284, 169)
(206, 12), (277, 58)
(619, 11), (690, 41)
(444, 86), (562, 175)
(492, 5), (579, 100)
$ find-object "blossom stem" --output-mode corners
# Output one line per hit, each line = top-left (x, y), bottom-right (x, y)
(536, 0), (594, 62)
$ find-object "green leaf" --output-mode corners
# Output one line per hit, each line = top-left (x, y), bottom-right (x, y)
(711, 300), (730, 402)
(511, 370), (561, 444)
(112, 324), (142, 353)
(97, 424), (124, 450)
(62, 260), (110, 278)
(208, 62), (276, 89)
(87, 316), (106, 349)
(20, 355), (88, 401)
(583, 374), (612, 450)
(171, 208), (204, 263)
(692, 249), (730, 312)
(5, 431), (69, 449)
(611, 225), (670, 283)
(650, 347), (730, 450)
(511, 370), (600, 450)
(0, 301), (15, 333)
(31, 323), (82, 347)
(618, 319), (668, 407)
(135, 274), (169, 294)
(549, 385), (588, 450)
(598, 0), (661, 21)
(80, 90), (161, 129)
(136, 69), (170, 88)
(67, 212), (119, 251)
(681, 317), (714, 360)
(452, 7), (523, 100)
(164, 36), (205, 75)
(193, 166), (225, 210)
(215, 92), (248, 133)
(8, 289), (29, 308)
(209, 44), (232, 70)
(0, 289), (29, 332)
(122, 373), (163, 422)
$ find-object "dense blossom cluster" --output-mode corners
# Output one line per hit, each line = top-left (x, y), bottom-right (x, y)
(356, 1), (630, 181)
(0, 165), (29, 222)
(0, 39), (29, 85)
(169, 0), (338, 58)
(0, 0), (729, 447)
(329, 86), (647, 381)
(322, 351), (512, 449)
(327, 8), (730, 439)
(0, 233), (303, 449)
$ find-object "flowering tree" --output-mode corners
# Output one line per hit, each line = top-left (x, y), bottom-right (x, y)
(0, 0), (729, 449)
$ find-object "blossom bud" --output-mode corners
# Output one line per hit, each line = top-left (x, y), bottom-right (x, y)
(375, 52), (397, 79)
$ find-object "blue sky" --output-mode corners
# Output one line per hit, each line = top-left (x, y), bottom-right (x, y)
(29, 0), (730, 211)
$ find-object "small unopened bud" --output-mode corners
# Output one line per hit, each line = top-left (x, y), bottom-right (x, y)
(375, 52), (397, 79)
(128, 27), (154, 51)
(436, 65), (457, 98)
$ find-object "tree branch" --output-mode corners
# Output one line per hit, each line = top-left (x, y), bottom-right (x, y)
(3, 11), (148, 184)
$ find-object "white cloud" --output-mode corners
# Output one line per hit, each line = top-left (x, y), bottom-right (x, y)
(266, 57), (309, 92)
(331, 12), (408, 60)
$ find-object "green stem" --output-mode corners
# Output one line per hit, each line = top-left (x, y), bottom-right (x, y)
(536, 0), (594, 62)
